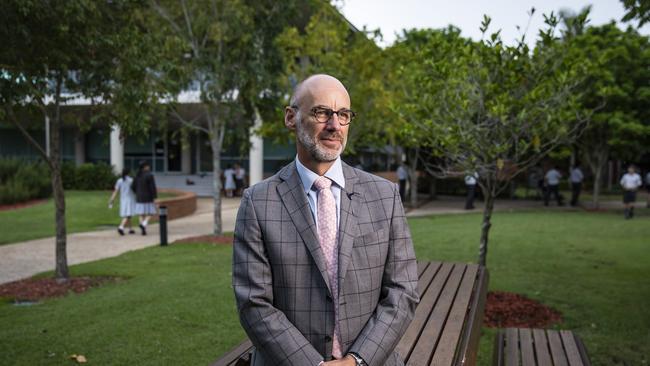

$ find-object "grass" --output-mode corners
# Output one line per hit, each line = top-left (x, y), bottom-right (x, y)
(0, 190), (179, 245)
(409, 209), (650, 366)
(0, 244), (242, 365)
(1, 209), (648, 365)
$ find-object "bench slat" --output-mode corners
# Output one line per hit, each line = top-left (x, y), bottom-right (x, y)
(560, 330), (585, 366)
(505, 328), (518, 366)
(418, 261), (430, 277)
(211, 339), (254, 366)
(407, 264), (465, 365)
(519, 328), (536, 366)
(548, 330), (569, 366)
(397, 262), (454, 364)
(418, 262), (443, 296)
(456, 266), (488, 366)
(395, 262), (445, 361)
(430, 264), (479, 366)
(532, 328), (553, 366)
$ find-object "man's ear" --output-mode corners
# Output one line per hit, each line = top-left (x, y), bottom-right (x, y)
(284, 106), (296, 131)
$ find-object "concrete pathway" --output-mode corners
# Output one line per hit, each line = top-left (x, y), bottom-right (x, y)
(0, 197), (241, 285)
(1, 194), (644, 285)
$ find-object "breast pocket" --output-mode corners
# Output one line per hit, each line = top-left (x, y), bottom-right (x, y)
(352, 228), (389, 270)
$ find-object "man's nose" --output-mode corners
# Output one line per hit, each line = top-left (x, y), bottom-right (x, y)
(325, 114), (343, 130)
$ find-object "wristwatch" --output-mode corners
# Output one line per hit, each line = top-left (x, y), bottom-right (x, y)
(348, 352), (366, 366)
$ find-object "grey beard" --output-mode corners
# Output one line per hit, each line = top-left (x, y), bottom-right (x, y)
(296, 117), (345, 162)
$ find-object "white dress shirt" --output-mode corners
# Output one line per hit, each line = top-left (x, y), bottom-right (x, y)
(620, 173), (642, 191)
(545, 169), (562, 185)
(569, 168), (584, 183)
(295, 156), (345, 232)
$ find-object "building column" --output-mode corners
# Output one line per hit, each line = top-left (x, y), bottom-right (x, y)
(249, 108), (264, 186)
(45, 116), (50, 158)
(181, 142), (191, 174)
(110, 124), (124, 174)
(74, 130), (86, 166)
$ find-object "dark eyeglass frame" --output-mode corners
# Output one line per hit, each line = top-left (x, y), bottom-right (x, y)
(291, 105), (357, 126)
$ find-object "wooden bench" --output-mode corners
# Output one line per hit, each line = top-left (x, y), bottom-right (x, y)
(493, 328), (591, 366)
(212, 261), (489, 366)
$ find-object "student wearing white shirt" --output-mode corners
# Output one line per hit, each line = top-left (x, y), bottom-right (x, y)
(396, 163), (408, 201)
(464, 172), (478, 210)
(569, 164), (584, 207)
(620, 165), (642, 219)
(645, 171), (650, 208)
(544, 166), (564, 206)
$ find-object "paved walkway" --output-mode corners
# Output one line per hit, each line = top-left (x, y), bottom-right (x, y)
(0, 194), (643, 285)
(0, 197), (240, 285)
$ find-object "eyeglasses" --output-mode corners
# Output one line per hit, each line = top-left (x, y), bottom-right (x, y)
(291, 105), (357, 126)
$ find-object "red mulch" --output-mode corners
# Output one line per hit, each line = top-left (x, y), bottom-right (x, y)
(173, 234), (234, 245)
(0, 198), (48, 212)
(0, 276), (122, 302)
(484, 291), (563, 328)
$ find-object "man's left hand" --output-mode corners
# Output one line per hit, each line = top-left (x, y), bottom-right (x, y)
(322, 355), (356, 366)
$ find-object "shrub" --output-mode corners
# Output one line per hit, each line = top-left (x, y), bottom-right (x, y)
(0, 160), (51, 205)
(0, 159), (22, 184)
(62, 162), (116, 190)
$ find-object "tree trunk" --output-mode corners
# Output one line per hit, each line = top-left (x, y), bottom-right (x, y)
(429, 176), (437, 200)
(478, 186), (495, 267)
(592, 165), (603, 209)
(51, 156), (68, 280)
(586, 148), (608, 209)
(209, 112), (225, 236)
(50, 82), (69, 280)
(211, 135), (223, 236)
(408, 148), (418, 208)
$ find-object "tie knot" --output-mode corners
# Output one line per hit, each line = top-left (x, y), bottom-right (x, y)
(313, 176), (332, 191)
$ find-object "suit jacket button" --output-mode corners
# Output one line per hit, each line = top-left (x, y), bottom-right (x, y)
(324, 335), (332, 342)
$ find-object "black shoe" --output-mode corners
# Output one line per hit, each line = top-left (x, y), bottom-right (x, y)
(128, 229), (136, 234)
(117, 228), (125, 236)
(139, 224), (147, 236)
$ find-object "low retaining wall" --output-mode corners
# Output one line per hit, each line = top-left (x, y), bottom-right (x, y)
(155, 189), (197, 220)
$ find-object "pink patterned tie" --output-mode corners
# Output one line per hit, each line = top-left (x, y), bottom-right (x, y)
(313, 176), (342, 359)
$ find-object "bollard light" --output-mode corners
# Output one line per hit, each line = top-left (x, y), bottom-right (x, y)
(159, 205), (168, 246)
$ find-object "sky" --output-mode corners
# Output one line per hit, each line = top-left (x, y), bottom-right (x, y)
(339, 0), (650, 47)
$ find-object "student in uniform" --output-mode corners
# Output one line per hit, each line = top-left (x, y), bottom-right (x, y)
(109, 168), (136, 235)
(645, 170), (650, 208)
(569, 163), (584, 207)
(223, 164), (236, 198)
(620, 165), (642, 219)
(544, 166), (563, 206)
(464, 171), (479, 210)
(133, 161), (158, 235)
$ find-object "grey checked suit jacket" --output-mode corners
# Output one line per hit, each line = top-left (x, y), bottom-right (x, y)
(232, 161), (419, 366)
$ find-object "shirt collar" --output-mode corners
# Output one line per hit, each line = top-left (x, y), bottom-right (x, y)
(295, 156), (346, 193)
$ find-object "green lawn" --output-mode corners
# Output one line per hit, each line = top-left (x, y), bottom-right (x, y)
(409, 209), (650, 366)
(1, 209), (648, 365)
(0, 190), (178, 245)
(0, 244), (242, 366)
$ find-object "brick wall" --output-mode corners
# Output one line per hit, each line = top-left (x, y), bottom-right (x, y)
(155, 189), (197, 220)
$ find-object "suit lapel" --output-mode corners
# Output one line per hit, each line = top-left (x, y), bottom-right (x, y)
(276, 161), (332, 294)
(338, 163), (360, 287)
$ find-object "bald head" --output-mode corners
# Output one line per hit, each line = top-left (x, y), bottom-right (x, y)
(285, 74), (352, 175)
(290, 74), (350, 109)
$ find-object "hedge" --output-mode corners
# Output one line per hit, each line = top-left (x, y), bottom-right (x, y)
(0, 159), (117, 205)
(0, 159), (51, 205)
(61, 162), (117, 191)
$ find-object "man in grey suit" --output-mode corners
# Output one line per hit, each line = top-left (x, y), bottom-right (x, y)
(233, 74), (419, 366)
